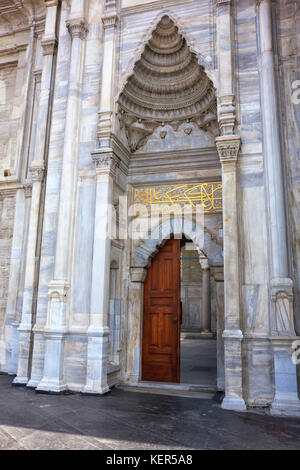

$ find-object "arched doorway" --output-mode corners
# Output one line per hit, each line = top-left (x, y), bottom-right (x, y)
(140, 233), (219, 387)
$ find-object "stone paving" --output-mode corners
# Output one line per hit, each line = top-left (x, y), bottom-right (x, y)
(0, 374), (300, 450)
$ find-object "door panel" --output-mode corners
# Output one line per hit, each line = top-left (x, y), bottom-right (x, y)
(142, 238), (181, 383)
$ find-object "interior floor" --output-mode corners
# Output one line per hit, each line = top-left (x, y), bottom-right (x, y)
(180, 337), (217, 387)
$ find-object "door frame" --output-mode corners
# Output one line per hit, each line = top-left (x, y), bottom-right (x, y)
(128, 218), (224, 387)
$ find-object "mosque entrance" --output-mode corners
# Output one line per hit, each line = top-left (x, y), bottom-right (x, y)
(141, 236), (217, 388)
(142, 238), (181, 383)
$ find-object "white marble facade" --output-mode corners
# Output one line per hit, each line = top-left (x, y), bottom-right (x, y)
(0, 0), (299, 416)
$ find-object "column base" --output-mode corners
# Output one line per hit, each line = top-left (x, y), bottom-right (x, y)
(26, 378), (41, 389)
(270, 396), (300, 417)
(36, 377), (67, 394)
(82, 385), (110, 396)
(221, 396), (247, 412)
(12, 376), (28, 386)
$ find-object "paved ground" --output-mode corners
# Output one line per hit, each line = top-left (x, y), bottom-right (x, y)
(180, 338), (217, 386)
(1, 373), (300, 450)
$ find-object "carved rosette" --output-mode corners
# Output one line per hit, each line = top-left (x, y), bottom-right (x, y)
(66, 18), (88, 40)
(29, 163), (45, 182)
(215, 135), (241, 166)
(92, 153), (119, 178)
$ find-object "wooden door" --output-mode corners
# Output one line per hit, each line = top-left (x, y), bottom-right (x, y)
(142, 238), (181, 383)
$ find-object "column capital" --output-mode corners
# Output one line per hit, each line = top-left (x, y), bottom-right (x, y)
(130, 267), (147, 283)
(66, 18), (88, 40)
(41, 36), (57, 55)
(29, 162), (45, 182)
(23, 183), (32, 198)
(216, 135), (241, 165)
(92, 152), (119, 177)
(200, 258), (210, 270)
(102, 14), (118, 29)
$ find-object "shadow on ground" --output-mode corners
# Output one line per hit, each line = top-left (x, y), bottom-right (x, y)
(0, 374), (300, 450)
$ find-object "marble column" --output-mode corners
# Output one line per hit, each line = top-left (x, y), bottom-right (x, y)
(13, 165), (44, 385)
(83, 153), (118, 394)
(126, 267), (147, 385)
(98, 0), (118, 143)
(216, 136), (246, 411)
(36, 8), (88, 393)
(257, 0), (300, 416)
(201, 260), (211, 333)
(13, 0), (59, 386)
(216, 0), (246, 411)
(3, 186), (28, 374)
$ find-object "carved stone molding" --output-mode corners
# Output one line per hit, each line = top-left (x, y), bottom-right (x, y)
(270, 278), (296, 337)
(215, 135), (241, 165)
(48, 280), (70, 303)
(41, 36), (57, 56)
(118, 15), (218, 152)
(102, 13), (118, 29)
(92, 152), (119, 177)
(98, 111), (113, 141)
(218, 94), (236, 136)
(29, 162), (45, 182)
(66, 18), (88, 40)
(216, 0), (231, 7)
(130, 267), (147, 283)
(45, 0), (59, 7)
(33, 69), (42, 84)
(23, 182), (32, 198)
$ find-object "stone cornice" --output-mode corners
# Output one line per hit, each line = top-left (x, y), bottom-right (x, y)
(66, 18), (88, 40)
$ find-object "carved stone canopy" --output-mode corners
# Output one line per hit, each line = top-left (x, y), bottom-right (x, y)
(118, 15), (218, 152)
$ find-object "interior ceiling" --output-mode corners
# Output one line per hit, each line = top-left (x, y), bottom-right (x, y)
(118, 15), (218, 152)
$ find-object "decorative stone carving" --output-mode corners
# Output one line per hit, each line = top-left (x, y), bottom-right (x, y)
(29, 162), (44, 182)
(92, 152), (119, 177)
(118, 15), (218, 152)
(270, 278), (296, 337)
(47, 280), (70, 305)
(215, 135), (241, 164)
(41, 37), (57, 56)
(66, 18), (88, 40)
(23, 183), (32, 198)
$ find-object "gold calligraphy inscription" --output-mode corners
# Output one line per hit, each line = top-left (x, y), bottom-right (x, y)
(134, 182), (222, 214)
